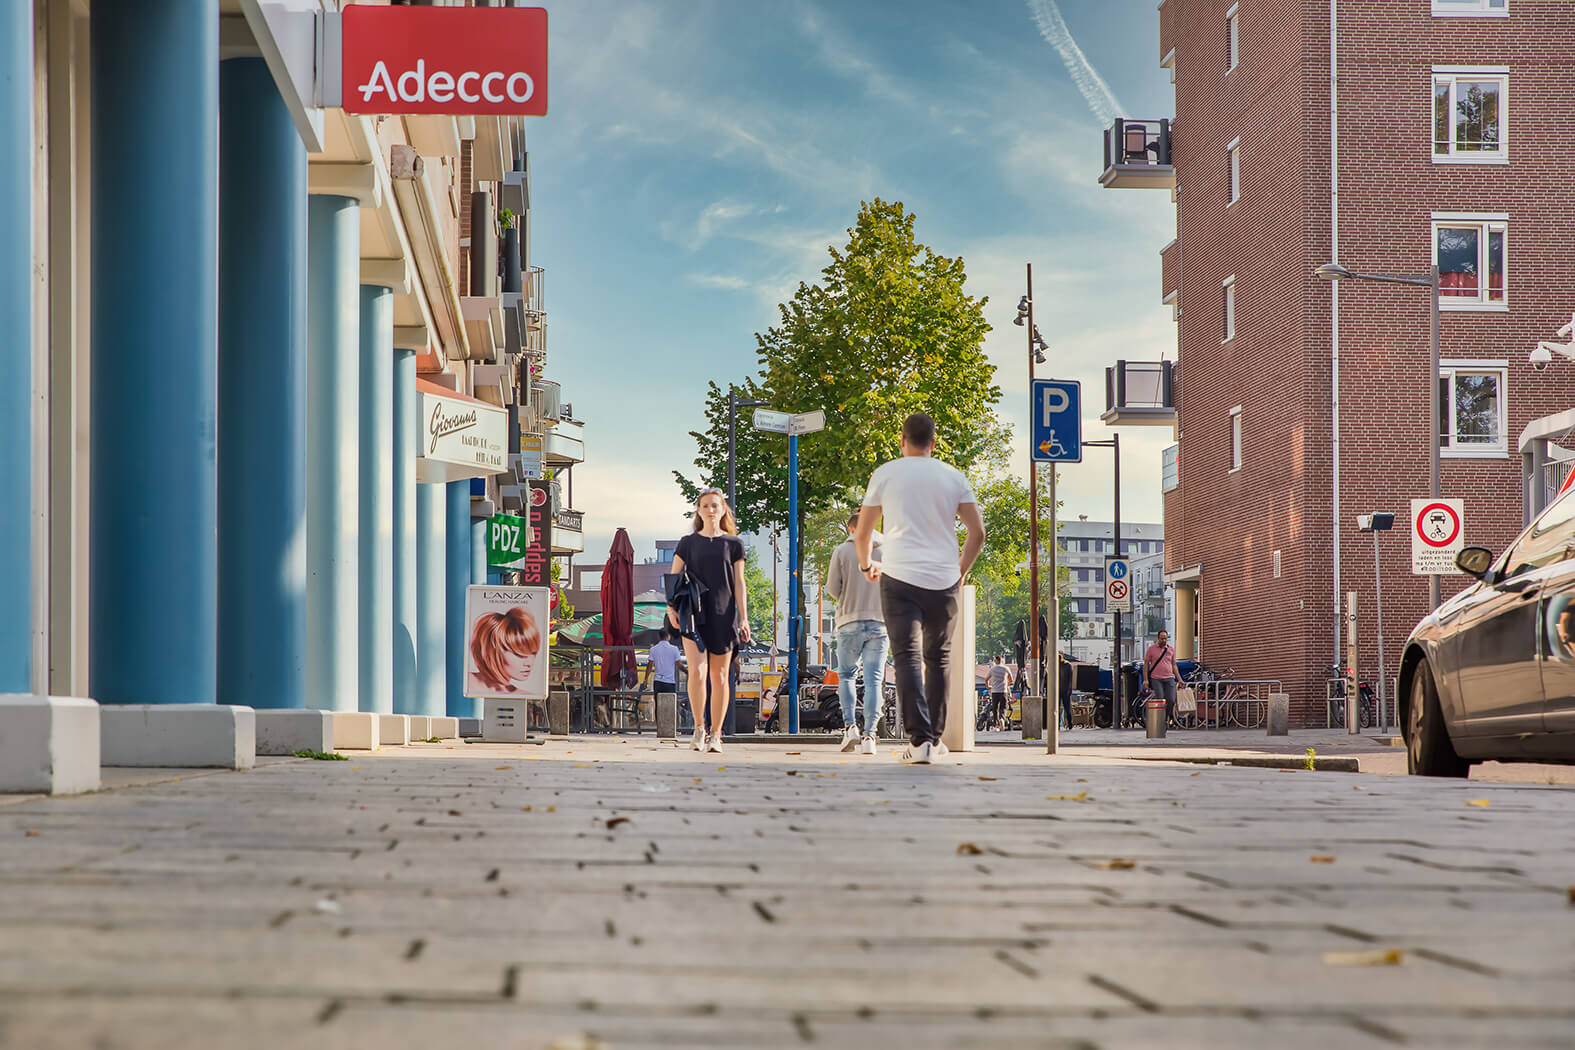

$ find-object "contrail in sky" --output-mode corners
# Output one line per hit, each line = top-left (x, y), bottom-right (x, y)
(1025, 0), (1125, 125)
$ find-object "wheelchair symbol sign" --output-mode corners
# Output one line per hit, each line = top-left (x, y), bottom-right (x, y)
(1031, 379), (1081, 463)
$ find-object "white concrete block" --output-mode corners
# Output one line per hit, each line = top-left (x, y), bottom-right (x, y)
(408, 716), (432, 740)
(481, 698), (529, 742)
(0, 695), (100, 795)
(942, 584), (977, 753)
(100, 704), (255, 769)
(331, 711), (381, 750)
(378, 714), (410, 746)
(430, 716), (459, 740)
(253, 709), (334, 756)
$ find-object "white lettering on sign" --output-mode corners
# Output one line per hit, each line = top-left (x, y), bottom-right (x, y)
(1041, 386), (1069, 426)
(358, 60), (535, 107)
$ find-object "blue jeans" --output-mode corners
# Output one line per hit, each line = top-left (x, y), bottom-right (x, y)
(836, 620), (889, 736)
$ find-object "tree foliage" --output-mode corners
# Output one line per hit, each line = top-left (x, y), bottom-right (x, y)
(740, 546), (774, 641)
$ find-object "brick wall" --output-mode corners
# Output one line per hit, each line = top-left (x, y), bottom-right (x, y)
(1161, 0), (1575, 725)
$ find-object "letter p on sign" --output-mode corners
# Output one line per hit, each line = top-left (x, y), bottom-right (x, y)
(342, 6), (549, 116)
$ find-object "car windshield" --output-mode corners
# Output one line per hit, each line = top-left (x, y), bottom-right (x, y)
(1499, 487), (1575, 579)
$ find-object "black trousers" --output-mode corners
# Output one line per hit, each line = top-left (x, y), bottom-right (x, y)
(880, 575), (959, 746)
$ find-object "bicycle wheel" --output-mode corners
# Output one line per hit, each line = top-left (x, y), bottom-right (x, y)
(1238, 695), (1266, 728)
(1172, 711), (1200, 730)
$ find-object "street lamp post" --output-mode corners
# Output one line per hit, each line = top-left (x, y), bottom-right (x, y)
(727, 387), (769, 515)
(1317, 262), (1442, 610)
(1014, 268), (1049, 734)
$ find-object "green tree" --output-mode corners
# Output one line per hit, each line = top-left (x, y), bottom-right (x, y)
(740, 546), (774, 641)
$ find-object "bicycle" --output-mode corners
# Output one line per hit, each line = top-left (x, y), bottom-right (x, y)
(1326, 665), (1373, 729)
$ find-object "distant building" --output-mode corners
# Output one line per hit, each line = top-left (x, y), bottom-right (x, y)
(1056, 518), (1165, 667)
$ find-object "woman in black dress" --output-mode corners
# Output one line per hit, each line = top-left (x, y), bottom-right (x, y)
(668, 487), (752, 754)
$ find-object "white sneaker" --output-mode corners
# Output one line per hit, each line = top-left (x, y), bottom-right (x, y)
(707, 733), (724, 754)
(860, 735), (876, 756)
(690, 727), (706, 751)
(838, 725), (860, 752)
(932, 740), (949, 760)
(899, 741), (933, 765)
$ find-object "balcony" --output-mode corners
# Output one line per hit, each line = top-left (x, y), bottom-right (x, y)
(545, 418), (585, 465)
(1101, 360), (1176, 427)
(1100, 119), (1175, 190)
(552, 507), (584, 554)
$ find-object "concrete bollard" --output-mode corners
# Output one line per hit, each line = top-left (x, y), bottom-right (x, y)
(548, 689), (570, 736)
(1267, 692), (1290, 736)
(1022, 695), (1043, 741)
(656, 693), (677, 739)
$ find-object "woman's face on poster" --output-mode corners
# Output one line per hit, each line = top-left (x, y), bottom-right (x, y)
(503, 646), (538, 683)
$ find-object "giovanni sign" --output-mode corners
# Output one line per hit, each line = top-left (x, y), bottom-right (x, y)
(341, 5), (548, 116)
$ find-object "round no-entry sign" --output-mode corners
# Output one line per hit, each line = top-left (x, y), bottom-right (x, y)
(1415, 501), (1461, 548)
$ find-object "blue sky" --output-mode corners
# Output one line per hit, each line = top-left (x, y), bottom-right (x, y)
(528, 0), (1177, 571)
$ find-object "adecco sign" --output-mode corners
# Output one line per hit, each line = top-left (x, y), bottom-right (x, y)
(341, 5), (548, 116)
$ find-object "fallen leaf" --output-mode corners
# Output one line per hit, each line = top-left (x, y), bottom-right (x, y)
(1322, 948), (1406, 967)
(977, 776), (998, 781)
(24, 829), (39, 837)
(785, 752), (802, 755)
(575, 763), (590, 768)
(717, 766), (726, 771)
(1352, 785), (1365, 790)
(605, 817), (630, 830)
(1467, 799), (1491, 808)
(785, 771), (798, 776)
(1095, 859), (1136, 870)
(692, 778), (703, 783)
(447, 809), (463, 816)
(1189, 772), (1201, 777)
(351, 766), (362, 771)
(1075, 778), (1088, 783)
(1310, 855), (1336, 863)
(495, 766), (511, 770)
(1567, 886), (1575, 904)
(522, 806), (532, 812)
(546, 806), (556, 812)
(1047, 792), (1088, 801)
(956, 842), (984, 855)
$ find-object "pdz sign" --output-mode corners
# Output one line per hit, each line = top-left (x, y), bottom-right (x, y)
(342, 5), (549, 116)
(486, 514), (529, 570)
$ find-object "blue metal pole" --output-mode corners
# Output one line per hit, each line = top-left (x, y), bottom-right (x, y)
(304, 195), (360, 711)
(445, 480), (474, 719)
(788, 433), (799, 734)
(471, 517), (488, 585)
(217, 58), (306, 710)
(415, 481), (446, 717)
(0, 2), (32, 695)
(358, 285), (393, 714)
(91, 0), (219, 704)
(391, 351), (418, 715)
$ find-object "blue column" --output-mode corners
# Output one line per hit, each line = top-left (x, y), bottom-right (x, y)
(415, 482), (446, 717)
(0, 3), (31, 694)
(305, 195), (360, 711)
(471, 518), (488, 584)
(391, 351), (419, 715)
(217, 59), (306, 710)
(358, 286), (393, 714)
(788, 433), (800, 733)
(90, 0), (219, 704)
(446, 481), (474, 718)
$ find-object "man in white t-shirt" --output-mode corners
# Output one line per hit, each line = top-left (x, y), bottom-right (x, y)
(854, 412), (986, 765)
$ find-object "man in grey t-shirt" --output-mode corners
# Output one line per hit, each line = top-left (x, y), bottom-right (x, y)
(854, 413), (986, 765)
(826, 509), (887, 755)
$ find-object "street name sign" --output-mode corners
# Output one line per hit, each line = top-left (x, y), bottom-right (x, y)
(752, 408), (792, 434)
(1105, 556), (1131, 613)
(1410, 498), (1464, 575)
(1031, 379), (1082, 463)
(787, 409), (826, 436)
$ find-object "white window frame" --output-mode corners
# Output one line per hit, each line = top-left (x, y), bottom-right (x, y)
(1225, 4), (1239, 73)
(1432, 213), (1508, 311)
(1222, 275), (1236, 342)
(1431, 67), (1509, 164)
(1229, 405), (1243, 473)
(1431, 0), (1507, 16)
(1438, 360), (1509, 458)
(1227, 137), (1241, 204)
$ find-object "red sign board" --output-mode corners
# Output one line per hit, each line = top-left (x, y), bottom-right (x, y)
(342, 5), (548, 116)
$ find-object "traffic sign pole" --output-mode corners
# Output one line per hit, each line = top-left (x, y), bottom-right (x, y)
(787, 432), (799, 736)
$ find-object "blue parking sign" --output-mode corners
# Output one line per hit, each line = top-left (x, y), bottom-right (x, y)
(1031, 379), (1081, 463)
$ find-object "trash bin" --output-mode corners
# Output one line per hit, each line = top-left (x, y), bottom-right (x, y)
(733, 698), (759, 735)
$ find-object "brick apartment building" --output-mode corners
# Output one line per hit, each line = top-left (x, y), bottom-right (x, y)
(1099, 0), (1575, 725)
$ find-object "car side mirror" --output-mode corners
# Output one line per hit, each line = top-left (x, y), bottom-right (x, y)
(1455, 546), (1495, 581)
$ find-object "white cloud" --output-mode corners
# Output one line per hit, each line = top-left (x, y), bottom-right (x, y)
(1025, 0), (1126, 125)
(687, 273), (752, 291)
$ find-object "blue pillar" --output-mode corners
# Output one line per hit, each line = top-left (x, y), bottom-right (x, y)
(391, 351), (418, 715)
(0, 3), (31, 694)
(446, 481), (474, 718)
(90, 0), (219, 704)
(415, 482), (446, 717)
(358, 286), (393, 714)
(787, 433), (800, 733)
(471, 518), (488, 584)
(217, 59), (307, 710)
(305, 195), (360, 711)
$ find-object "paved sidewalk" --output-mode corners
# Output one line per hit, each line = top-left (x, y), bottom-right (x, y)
(2, 737), (1573, 1049)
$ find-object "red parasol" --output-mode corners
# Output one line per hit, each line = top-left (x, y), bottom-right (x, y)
(599, 528), (637, 688)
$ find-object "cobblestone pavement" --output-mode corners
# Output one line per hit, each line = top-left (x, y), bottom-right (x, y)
(2, 737), (1573, 1049)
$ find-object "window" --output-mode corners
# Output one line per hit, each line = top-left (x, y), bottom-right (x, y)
(1433, 216), (1507, 308)
(1432, 0), (1506, 15)
(1227, 137), (1240, 204)
(1225, 4), (1239, 72)
(1229, 406), (1243, 472)
(1438, 363), (1507, 456)
(1432, 69), (1507, 162)
(1222, 275), (1236, 342)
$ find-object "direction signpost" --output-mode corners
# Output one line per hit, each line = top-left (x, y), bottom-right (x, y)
(1032, 379), (1081, 756)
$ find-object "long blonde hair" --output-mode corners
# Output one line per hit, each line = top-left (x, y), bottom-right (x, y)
(692, 487), (739, 535)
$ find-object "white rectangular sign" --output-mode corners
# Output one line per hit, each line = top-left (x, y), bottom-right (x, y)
(788, 409), (826, 435)
(1410, 498), (1465, 575)
(464, 585), (549, 700)
(1104, 556), (1132, 614)
(752, 408), (791, 434)
(418, 388), (508, 482)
